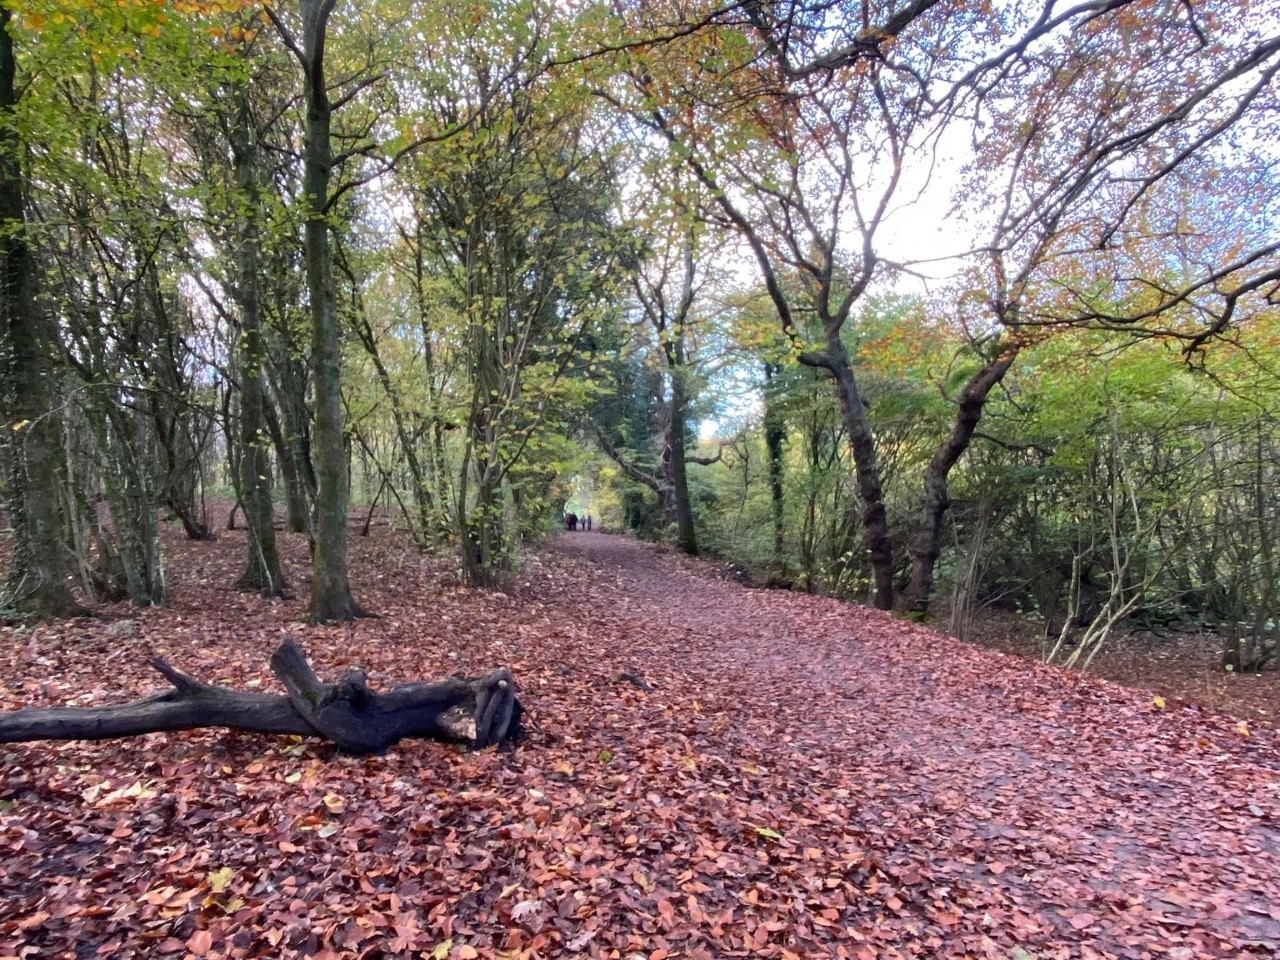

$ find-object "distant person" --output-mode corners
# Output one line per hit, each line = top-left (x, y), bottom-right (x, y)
(565, 512), (578, 531)
(585, 515), (592, 531)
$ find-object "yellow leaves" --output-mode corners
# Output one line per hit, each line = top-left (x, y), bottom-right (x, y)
(215, 24), (255, 42)
(201, 867), (245, 913)
(1151, 695), (1166, 709)
(18, 0), (260, 55)
(84, 779), (156, 807)
(173, 0), (258, 13)
(206, 867), (234, 893)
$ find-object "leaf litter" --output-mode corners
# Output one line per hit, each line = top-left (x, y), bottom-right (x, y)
(2, 523), (1279, 959)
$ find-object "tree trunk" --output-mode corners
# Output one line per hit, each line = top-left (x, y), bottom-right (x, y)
(800, 414), (821, 592)
(459, 431), (504, 590)
(0, 11), (83, 618)
(458, 321), (508, 588)
(668, 369), (698, 555)
(232, 88), (285, 595)
(414, 217), (452, 545)
(299, 0), (360, 620)
(144, 266), (212, 542)
(907, 350), (1017, 615)
(0, 639), (523, 753)
(75, 263), (165, 606)
(353, 313), (436, 549)
(763, 363), (785, 569)
(263, 390), (311, 533)
(149, 379), (211, 542)
(826, 333), (894, 610)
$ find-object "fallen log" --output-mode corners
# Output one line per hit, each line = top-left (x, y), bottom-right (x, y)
(0, 638), (522, 753)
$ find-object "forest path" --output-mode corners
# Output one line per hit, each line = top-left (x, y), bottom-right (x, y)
(544, 533), (1280, 957)
(4, 526), (1280, 959)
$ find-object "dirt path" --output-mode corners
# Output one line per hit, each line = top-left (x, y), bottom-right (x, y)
(547, 533), (1280, 958)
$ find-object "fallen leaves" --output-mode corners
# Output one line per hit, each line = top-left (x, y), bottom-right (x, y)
(186, 929), (214, 955)
(2, 524), (1280, 959)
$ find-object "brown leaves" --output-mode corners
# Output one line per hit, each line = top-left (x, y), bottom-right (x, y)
(3, 524), (1280, 957)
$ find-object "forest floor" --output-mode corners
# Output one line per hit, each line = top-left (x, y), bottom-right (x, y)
(3, 520), (1280, 959)
(960, 610), (1280, 732)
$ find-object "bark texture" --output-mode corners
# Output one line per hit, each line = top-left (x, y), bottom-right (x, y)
(907, 351), (1018, 614)
(232, 89), (285, 594)
(299, 0), (358, 620)
(667, 369), (698, 555)
(763, 362), (786, 568)
(0, 11), (83, 618)
(826, 333), (894, 610)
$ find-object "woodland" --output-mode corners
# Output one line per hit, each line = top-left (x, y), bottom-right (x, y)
(1, 0), (1278, 665)
(1, 0), (1280, 955)
(0, 0), (1278, 649)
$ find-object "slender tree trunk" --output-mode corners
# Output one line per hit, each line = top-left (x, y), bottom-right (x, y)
(763, 362), (785, 569)
(907, 351), (1017, 614)
(632, 235), (702, 555)
(299, 0), (359, 620)
(64, 84), (163, 606)
(800, 418), (820, 592)
(86, 391), (165, 605)
(354, 316), (435, 549)
(460, 327), (505, 588)
(219, 381), (240, 533)
(232, 89), (284, 595)
(668, 369), (698, 555)
(825, 334), (894, 610)
(415, 219), (451, 544)
(263, 389), (310, 533)
(144, 268), (211, 541)
(463, 472), (502, 588)
(457, 439), (502, 589)
(0, 11), (82, 617)
(149, 386), (210, 541)
(263, 265), (316, 533)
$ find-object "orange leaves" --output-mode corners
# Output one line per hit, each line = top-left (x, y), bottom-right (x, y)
(207, 23), (256, 42)
(15, 0), (260, 68)
(3, 517), (1280, 957)
(185, 929), (214, 955)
